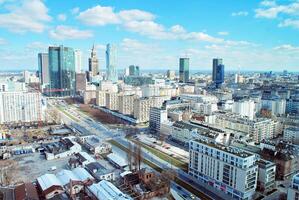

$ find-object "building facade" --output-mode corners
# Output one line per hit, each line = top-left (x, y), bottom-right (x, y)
(74, 50), (82, 73)
(149, 107), (167, 133)
(48, 45), (76, 96)
(88, 45), (99, 77)
(179, 58), (189, 83)
(212, 58), (224, 87)
(106, 44), (118, 82)
(189, 139), (258, 200)
(38, 53), (49, 86)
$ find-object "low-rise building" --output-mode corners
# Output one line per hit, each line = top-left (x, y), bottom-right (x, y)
(86, 162), (115, 181)
(79, 135), (112, 155)
(37, 174), (64, 199)
(287, 173), (299, 200)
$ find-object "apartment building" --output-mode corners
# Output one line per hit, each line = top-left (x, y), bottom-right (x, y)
(149, 107), (167, 133)
(189, 139), (258, 200)
(0, 92), (43, 124)
(118, 94), (138, 115)
(106, 92), (119, 111)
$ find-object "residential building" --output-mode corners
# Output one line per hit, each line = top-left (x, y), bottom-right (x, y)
(86, 162), (115, 181)
(284, 126), (299, 145)
(88, 45), (99, 77)
(0, 92), (43, 124)
(166, 70), (176, 80)
(149, 107), (168, 133)
(37, 174), (64, 199)
(118, 94), (137, 115)
(189, 139), (258, 200)
(232, 99), (256, 120)
(38, 53), (49, 85)
(48, 45), (76, 96)
(256, 159), (276, 193)
(287, 173), (299, 200)
(106, 92), (119, 110)
(179, 58), (189, 83)
(261, 96), (286, 116)
(106, 43), (118, 82)
(96, 91), (106, 107)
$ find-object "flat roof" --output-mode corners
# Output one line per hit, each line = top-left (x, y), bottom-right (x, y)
(37, 174), (63, 191)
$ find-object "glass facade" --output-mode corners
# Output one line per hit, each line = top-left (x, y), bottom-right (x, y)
(106, 43), (118, 82)
(212, 58), (224, 87)
(179, 58), (189, 83)
(48, 45), (75, 97)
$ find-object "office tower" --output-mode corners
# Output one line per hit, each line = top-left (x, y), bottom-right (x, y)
(149, 107), (167, 133)
(166, 70), (175, 80)
(74, 50), (82, 73)
(129, 65), (140, 76)
(106, 44), (118, 82)
(23, 70), (30, 84)
(0, 92), (43, 123)
(189, 139), (258, 200)
(38, 53), (49, 85)
(212, 58), (224, 87)
(48, 45), (76, 96)
(89, 45), (99, 77)
(179, 58), (189, 83)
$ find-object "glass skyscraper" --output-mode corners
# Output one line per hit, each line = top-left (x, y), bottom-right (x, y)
(48, 45), (76, 96)
(179, 58), (189, 83)
(212, 58), (224, 87)
(106, 43), (118, 82)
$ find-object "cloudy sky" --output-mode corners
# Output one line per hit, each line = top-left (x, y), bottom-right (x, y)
(0, 0), (299, 71)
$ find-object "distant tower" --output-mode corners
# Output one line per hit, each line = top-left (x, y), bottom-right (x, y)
(74, 50), (82, 73)
(88, 44), (99, 77)
(106, 44), (118, 82)
(38, 53), (49, 85)
(179, 58), (189, 83)
(212, 58), (224, 87)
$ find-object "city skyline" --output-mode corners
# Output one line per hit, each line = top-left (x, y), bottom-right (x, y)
(0, 0), (299, 71)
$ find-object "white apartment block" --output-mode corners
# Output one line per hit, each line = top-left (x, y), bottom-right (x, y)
(287, 173), (299, 200)
(189, 139), (258, 200)
(133, 96), (170, 123)
(118, 94), (138, 115)
(96, 91), (106, 107)
(180, 94), (218, 104)
(283, 127), (299, 145)
(232, 99), (256, 120)
(0, 92), (43, 124)
(106, 92), (119, 110)
(141, 84), (160, 97)
(149, 107), (168, 133)
(261, 98), (286, 115)
(216, 113), (275, 142)
(99, 81), (118, 93)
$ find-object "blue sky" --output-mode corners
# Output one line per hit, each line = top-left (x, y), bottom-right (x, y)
(0, 0), (299, 71)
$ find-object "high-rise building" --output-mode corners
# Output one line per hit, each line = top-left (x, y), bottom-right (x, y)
(179, 58), (189, 83)
(75, 72), (87, 92)
(118, 94), (138, 115)
(38, 53), (49, 86)
(212, 58), (224, 87)
(0, 92), (43, 123)
(48, 45), (76, 96)
(89, 45), (99, 77)
(23, 70), (30, 84)
(232, 99), (256, 120)
(189, 139), (258, 200)
(74, 50), (82, 73)
(106, 44), (118, 82)
(129, 65), (140, 76)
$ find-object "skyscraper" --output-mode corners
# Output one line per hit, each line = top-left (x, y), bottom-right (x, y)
(89, 45), (99, 76)
(48, 45), (76, 96)
(129, 65), (140, 76)
(74, 50), (82, 73)
(38, 53), (49, 86)
(212, 58), (224, 87)
(179, 58), (189, 83)
(106, 44), (118, 82)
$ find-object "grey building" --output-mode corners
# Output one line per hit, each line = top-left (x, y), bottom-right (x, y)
(38, 53), (49, 85)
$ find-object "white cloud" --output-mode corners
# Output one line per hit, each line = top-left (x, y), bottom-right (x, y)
(231, 11), (248, 17)
(273, 44), (299, 51)
(0, 38), (6, 45)
(120, 38), (158, 53)
(260, 1), (276, 7)
(218, 31), (229, 36)
(49, 25), (93, 40)
(118, 9), (155, 21)
(0, 0), (51, 33)
(279, 18), (299, 29)
(255, 2), (299, 19)
(170, 25), (186, 34)
(71, 7), (80, 15)
(77, 5), (120, 26)
(57, 14), (67, 21)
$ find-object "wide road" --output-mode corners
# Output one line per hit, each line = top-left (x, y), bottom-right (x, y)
(48, 99), (229, 200)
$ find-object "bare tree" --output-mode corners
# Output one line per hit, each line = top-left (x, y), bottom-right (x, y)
(0, 160), (19, 186)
